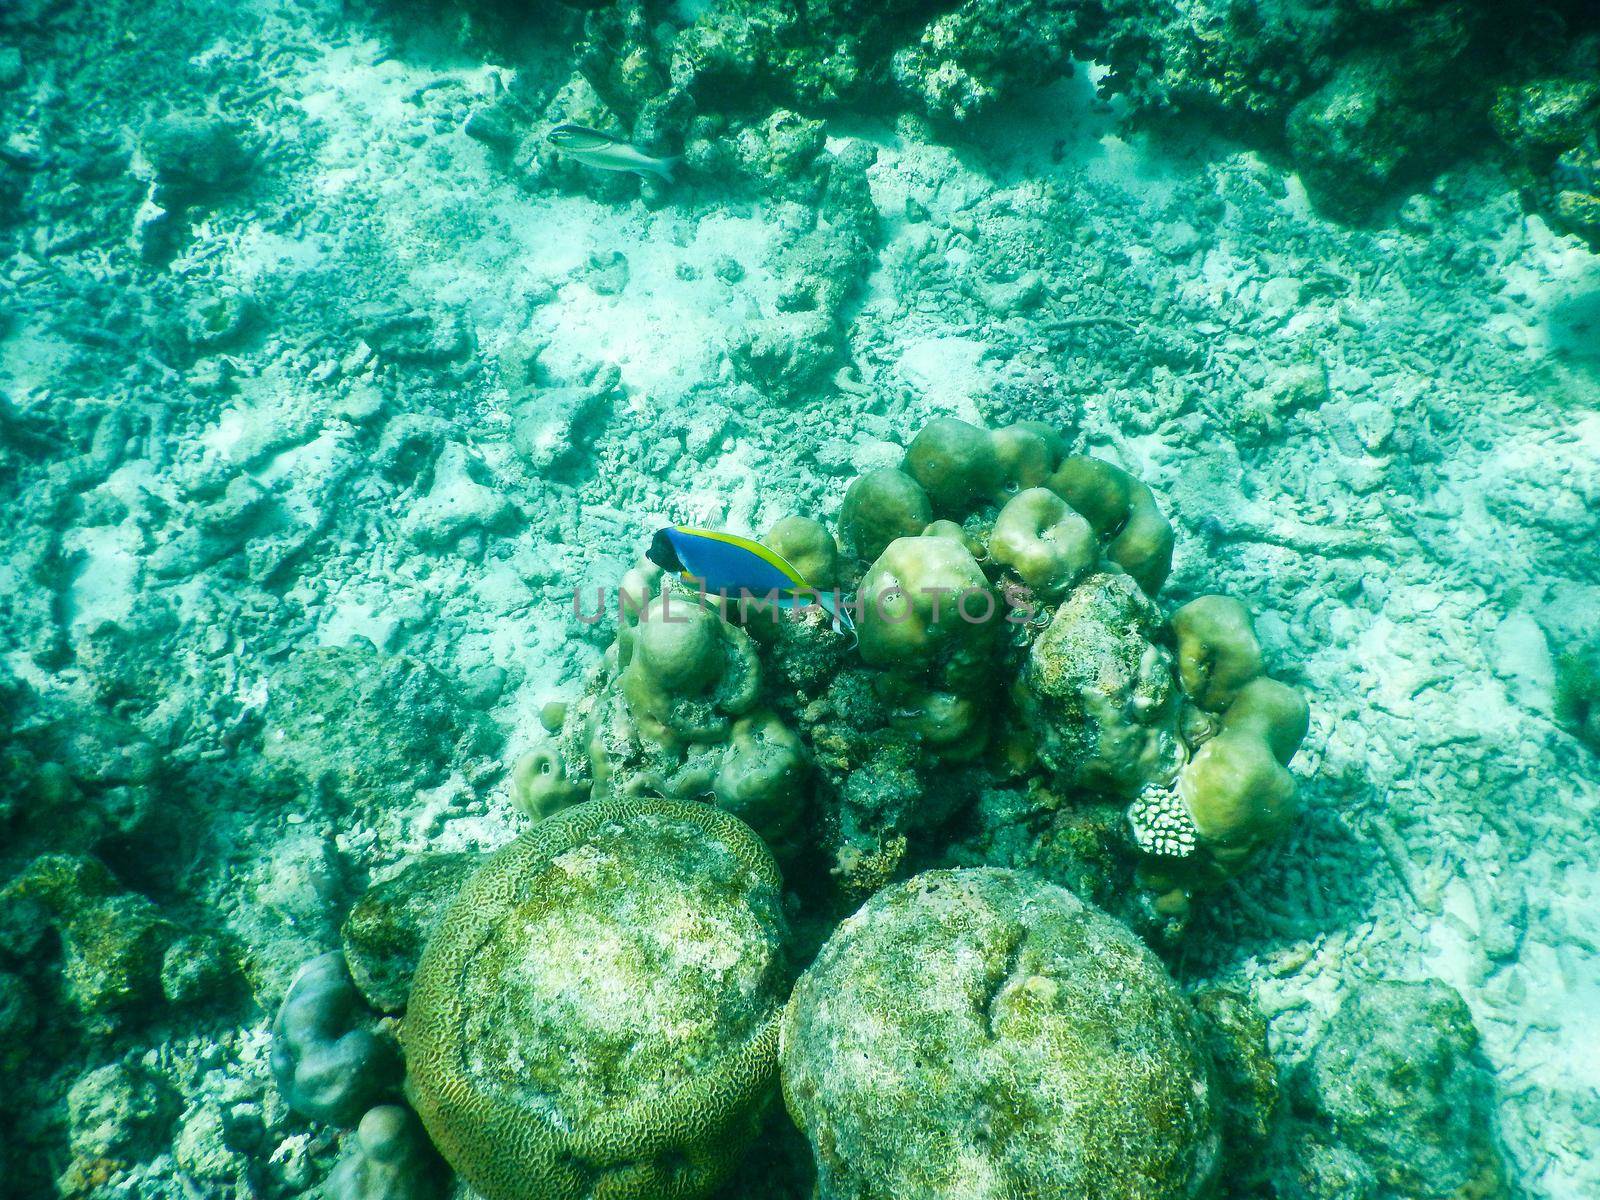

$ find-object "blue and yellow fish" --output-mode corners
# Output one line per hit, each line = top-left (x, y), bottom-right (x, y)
(647, 526), (856, 640)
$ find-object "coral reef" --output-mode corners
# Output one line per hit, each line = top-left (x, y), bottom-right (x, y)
(539, 415), (1307, 921)
(470, 0), (1600, 244)
(780, 868), (1221, 1199)
(402, 796), (790, 1200)
(0, 0), (1593, 1190)
(1553, 635), (1600, 752)
(1019, 570), (1181, 795)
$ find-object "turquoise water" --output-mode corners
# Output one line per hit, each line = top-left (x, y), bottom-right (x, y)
(2, 1), (1598, 1197)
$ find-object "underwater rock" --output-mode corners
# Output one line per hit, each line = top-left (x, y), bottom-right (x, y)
(323, 1105), (450, 1200)
(1019, 571), (1181, 796)
(891, 0), (1080, 124)
(510, 382), (613, 475)
(403, 797), (790, 1200)
(352, 303), (474, 367)
(0, 970), (37, 1075)
(270, 952), (402, 1127)
(402, 442), (516, 551)
(159, 932), (238, 1007)
(172, 1100), (249, 1184)
(67, 1062), (173, 1162)
(1, 854), (176, 1027)
(1289, 979), (1513, 1200)
(59, 1060), (175, 1196)
(1072, 0), (1600, 240)
(732, 307), (843, 397)
(0, 698), (165, 869)
(780, 868), (1221, 1199)
(138, 112), (252, 207)
(340, 853), (480, 1014)
(1190, 987), (1279, 1162)
(262, 643), (501, 810)
(1284, 42), (1476, 220)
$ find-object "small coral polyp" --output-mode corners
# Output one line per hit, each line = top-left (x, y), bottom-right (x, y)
(530, 416), (1309, 912)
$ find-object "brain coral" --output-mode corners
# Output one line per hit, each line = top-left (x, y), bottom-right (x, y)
(780, 868), (1221, 1200)
(402, 796), (791, 1200)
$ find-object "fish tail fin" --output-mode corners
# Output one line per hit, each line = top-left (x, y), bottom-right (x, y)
(652, 156), (682, 184)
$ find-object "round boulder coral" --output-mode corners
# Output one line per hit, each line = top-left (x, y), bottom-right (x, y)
(902, 416), (1004, 513)
(989, 486), (1098, 601)
(619, 594), (762, 750)
(1048, 455), (1175, 595)
(838, 467), (931, 563)
(857, 533), (1000, 693)
(403, 797), (791, 1200)
(780, 868), (1221, 1200)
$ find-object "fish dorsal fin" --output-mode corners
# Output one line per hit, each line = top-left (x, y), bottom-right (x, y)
(549, 123), (615, 150)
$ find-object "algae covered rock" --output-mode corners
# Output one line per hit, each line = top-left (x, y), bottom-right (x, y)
(340, 854), (480, 1013)
(403, 797), (791, 1200)
(1, 853), (177, 1026)
(1291, 979), (1513, 1200)
(780, 868), (1221, 1200)
(67, 1061), (174, 1162)
(1019, 571), (1182, 795)
(262, 644), (500, 809)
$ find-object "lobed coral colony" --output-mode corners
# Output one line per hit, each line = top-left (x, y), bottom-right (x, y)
(525, 416), (1308, 925)
(265, 417), (1336, 1198)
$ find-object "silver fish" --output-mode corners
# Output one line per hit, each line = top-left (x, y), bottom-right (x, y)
(546, 124), (679, 183)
